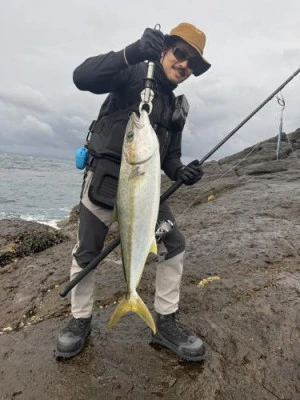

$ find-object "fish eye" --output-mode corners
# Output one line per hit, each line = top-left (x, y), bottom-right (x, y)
(127, 131), (134, 142)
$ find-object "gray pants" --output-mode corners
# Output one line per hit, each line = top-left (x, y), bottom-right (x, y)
(71, 171), (185, 318)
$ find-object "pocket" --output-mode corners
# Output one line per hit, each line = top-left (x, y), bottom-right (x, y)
(88, 158), (120, 209)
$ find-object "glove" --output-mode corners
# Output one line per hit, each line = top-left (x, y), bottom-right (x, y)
(177, 160), (204, 186)
(125, 28), (165, 65)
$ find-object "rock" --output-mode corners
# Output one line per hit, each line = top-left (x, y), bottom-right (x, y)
(0, 128), (299, 400)
(68, 204), (79, 222)
(0, 220), (68, 267)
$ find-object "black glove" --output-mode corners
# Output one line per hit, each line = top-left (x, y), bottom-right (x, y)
(125, 28), (165, 65)
(177, 160), (204, 186)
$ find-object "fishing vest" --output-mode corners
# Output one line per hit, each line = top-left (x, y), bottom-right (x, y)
(87, 81), (175, 164)
(86, 62), (183, 209)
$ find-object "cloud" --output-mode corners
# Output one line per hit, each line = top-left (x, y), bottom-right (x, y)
(0, 85), (52, 114)
(22, 115), (54, 137)
(0, 0), (299, 160)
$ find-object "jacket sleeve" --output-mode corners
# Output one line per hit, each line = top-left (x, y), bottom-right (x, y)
(73, 50), (130, 94)
(161, 130), (184, 181)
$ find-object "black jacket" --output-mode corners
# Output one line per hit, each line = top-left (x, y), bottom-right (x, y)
(73, 50), (184, 181)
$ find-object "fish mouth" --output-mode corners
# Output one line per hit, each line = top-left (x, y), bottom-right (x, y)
(129, 112), (145, 129)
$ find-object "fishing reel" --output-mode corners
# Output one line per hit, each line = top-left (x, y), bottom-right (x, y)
(155, 219), (174, 242)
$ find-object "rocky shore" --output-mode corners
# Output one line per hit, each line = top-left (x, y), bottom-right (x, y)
(0, 129), (299, 400)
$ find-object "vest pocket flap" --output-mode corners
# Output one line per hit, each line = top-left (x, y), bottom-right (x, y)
(88, 158), (120, 209)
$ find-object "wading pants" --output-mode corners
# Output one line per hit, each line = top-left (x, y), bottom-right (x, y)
(71, 171), (186, 318)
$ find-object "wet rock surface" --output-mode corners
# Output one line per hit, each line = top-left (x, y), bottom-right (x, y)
(0, 220), (68, 267)
(0, 130), (299, 399)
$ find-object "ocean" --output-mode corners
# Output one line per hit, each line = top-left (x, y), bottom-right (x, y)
(0, 153), (84, 228)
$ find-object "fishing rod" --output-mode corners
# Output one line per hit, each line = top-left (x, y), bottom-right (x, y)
(161, 67), (300, 202)
(59, 66), (300, 298)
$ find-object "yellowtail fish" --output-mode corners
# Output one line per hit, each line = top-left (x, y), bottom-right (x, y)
(108, 110), (161, 333)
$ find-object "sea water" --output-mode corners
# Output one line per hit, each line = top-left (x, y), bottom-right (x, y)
(0, 153), (84, 228)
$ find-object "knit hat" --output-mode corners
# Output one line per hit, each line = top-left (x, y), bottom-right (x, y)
(168, 22), (211, 76)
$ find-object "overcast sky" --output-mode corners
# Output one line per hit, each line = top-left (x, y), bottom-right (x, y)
(0, 0), (299, 162)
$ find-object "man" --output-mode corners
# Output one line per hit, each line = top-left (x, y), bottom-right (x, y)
(56, 22), (211, 362)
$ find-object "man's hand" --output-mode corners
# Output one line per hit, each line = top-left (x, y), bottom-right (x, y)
(125, 28), (165, 65)
(177, 160), (204, 186)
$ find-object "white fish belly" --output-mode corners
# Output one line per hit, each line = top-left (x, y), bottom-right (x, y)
(118, 149), (160, 292)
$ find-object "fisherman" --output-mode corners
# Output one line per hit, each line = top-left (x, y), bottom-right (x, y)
(56, 22), (211, 361)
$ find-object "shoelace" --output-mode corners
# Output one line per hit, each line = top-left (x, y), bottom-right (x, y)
(164, 315), (190, 341)
(68, 318), (90, 334)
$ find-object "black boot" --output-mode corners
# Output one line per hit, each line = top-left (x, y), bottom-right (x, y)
(151, 312), (206, 361)
(56, 316), (92, 359)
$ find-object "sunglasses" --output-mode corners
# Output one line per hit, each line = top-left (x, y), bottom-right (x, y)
(171, 46), (200, 73)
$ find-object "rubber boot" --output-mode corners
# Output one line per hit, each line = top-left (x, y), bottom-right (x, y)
(151, 312), (205, 361)
(56, 316), (92, 359)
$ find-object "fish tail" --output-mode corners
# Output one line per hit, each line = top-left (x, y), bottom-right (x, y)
(107, 293), (156, 333)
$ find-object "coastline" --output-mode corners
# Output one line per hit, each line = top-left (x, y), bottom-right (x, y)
(0, 131), (299, 399)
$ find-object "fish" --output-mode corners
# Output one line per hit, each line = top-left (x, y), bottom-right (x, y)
(107, 110), (161, 333)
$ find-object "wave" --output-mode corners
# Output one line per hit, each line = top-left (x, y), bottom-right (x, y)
(36, 219), (61, 229)
(0, 198), (16, 204)
(0, 214), (62, 229)
(19, 214), (61, 229)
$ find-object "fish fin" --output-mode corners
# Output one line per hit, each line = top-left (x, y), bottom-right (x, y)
(149, 239), (157, 255)
(111, 204), (118, 222)
(107, 293), (156, 333)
